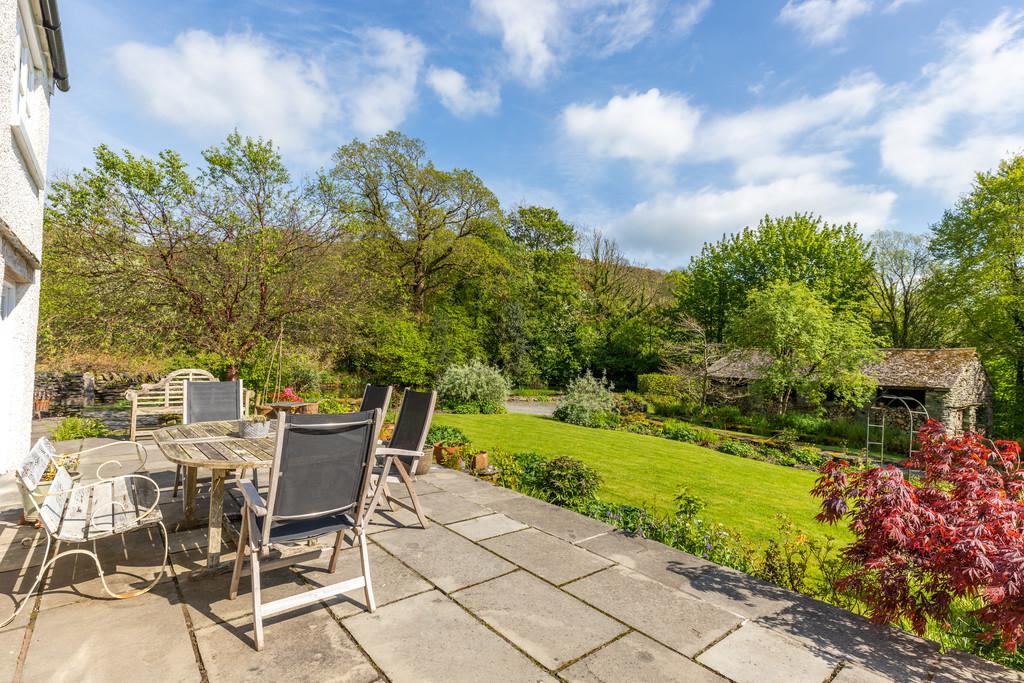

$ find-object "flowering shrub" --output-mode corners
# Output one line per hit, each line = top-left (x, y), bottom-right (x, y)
(437, 360), (510, 414)
(813, 419), (1024, 648)
(554, 371), (617, 428)
(281, 387), (302, 402)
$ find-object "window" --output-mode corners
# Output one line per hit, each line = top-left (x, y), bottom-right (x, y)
(10, 3), (44, 189)
(0, 280), (15, 320)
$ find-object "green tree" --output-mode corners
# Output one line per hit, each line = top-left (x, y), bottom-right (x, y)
(677, 213), (873, 343)
(931, 154), (1024, 435)
(868, 230), (947, 348)
(330, 131), (505, 314)
(731, 281), (879, 415)
(44, 133), (340, 378)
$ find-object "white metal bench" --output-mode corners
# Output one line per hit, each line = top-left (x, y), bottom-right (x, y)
(1, 438), (168, 628)
(125, 368), (217, 441)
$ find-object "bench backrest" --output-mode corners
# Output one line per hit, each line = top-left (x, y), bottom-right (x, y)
(127, 368), (217, 410)
(18, 438), (72, 535)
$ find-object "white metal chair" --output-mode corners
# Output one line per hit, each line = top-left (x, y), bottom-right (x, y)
(229, 410), (383, 651)
(365, 389), (436, 529)
(2, 438), (168, 628)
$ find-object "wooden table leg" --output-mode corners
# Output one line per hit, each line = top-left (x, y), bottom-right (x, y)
(208, 469), (226, 566)
(183, 466), (199, 523)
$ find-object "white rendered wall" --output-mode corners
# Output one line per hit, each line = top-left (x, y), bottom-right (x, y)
(0, 0), (52, 473)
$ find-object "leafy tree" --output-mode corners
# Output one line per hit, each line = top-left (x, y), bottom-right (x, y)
(44, 133), (340, 378)
(931, 155), (1024, 436)
(814, 421), (1024, 649)
(330, 131), (505, 314)
(677, 213), (873, 343)
(731, 281), (879, 415)
(868, 230), (947, 348)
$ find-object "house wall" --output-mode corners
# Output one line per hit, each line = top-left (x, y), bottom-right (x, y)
(0, 0), (52, 473)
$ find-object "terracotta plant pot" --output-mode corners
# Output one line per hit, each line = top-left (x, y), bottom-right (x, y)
(473, 451), (489, 471)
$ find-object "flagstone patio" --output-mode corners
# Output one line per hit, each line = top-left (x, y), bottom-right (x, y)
(0, 432), (1017, 682)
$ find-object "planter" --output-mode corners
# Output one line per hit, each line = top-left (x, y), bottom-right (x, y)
(21, 471), (82, 523)
(416, 447), (433, 476)
(473, 451), (489, 471)
(238, 420), (270, 439)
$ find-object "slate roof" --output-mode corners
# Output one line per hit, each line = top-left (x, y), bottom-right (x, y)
(708, 347), (982, 391)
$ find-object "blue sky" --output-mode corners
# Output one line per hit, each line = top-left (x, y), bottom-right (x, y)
(50, 0), (1024, 269)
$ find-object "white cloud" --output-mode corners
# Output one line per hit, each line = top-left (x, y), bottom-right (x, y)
(348, 28), (426, 137)
(471, 0), (711, 85)
(471, 0), (563, 85)
(610, 174), (896, 266)
(879, 11), (1024, 197)
(883, 0), (920, 13)
(674, 0), (712, 35)
(696, 73), (885, 180)
(426, 67), (501, 118)
(562, 88), (701, 162)
(114, 31), (332, 158)
(778, 0), (872, 46)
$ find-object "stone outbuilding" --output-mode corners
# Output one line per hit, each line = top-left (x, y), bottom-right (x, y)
(864, 348), (993, 434)
(707, 347), (994, 434)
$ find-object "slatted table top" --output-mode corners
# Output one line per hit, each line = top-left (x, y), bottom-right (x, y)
(153, 420), (277, 469)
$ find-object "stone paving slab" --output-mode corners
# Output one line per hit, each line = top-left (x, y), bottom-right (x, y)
(931, 651), (1023, 683)
(456, 484), (524, 506)
(487, 495), (612, 543)
(755, 597), (942, 682)
(560, 631), (728, 683)
(195, 604), (378, 683)
(832, 664), (896, 683)
(414, 489), (494, 524)
(481, 528), (613, 585)
(344, 590), (553, 682)
(446, 512), (528, 541)
(452, 570), (626, 670)
(390, 479), (441, 499)
(372, 524), (514, 593)
(178, 565), (307, 632)
(564, 565), (741, 657)
(696, 623), (838, 683)
(22, 583), (198, 683)
(0, 626), (25, 682)
(295, 542), (432, 619)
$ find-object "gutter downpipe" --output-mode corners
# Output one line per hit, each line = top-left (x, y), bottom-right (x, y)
(37, 0), (69, 92)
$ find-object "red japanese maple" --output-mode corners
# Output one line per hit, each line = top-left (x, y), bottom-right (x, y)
(813, 419), (1024, 647)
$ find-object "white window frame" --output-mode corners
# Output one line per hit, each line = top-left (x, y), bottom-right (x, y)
(10, 1), (45, 191)
(0, 280), (16, 320)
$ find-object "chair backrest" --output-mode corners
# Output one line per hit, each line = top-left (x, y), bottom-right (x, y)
(389, 389), (437, 453)
(359, 384), (393, 414)
(18, 438), (72, 535)
(183, 380), (244, 424)
(262, 410), (383, 546)
(127, 368), (217, 409)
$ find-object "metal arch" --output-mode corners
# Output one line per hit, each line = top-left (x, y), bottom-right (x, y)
(866, 394), (930, 467)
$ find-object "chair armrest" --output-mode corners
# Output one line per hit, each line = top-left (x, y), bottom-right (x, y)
(376, 447), (423, 459)
(235, 477), (268, 516)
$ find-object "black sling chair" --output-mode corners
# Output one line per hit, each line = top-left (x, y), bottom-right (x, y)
(229, 410), (383, 651)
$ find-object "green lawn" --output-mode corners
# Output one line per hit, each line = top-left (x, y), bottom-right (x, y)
(433, 413), (850, 547)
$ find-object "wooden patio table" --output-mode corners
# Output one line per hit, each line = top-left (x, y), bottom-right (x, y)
(153, 420), (276, 568)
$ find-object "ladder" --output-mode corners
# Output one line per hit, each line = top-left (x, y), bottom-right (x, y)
(866, 405), (886, 468)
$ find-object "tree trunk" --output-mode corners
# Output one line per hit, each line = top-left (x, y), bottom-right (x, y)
(227, 365), (239, 381)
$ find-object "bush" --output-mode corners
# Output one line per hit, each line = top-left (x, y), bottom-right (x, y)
(553, 371), (616, 428)
(792, 447), (825, 467)
(619, 414), (663, 436)
(663, 422), (699, 442)
(706, 405), (743, 428)
(52, 416), (109, 441)
(718, 440), (761, 459)
(426, 424), (470, 447)
(779, 412), (830, 435)
(287, 364), (325, 393)
(491, 450), (549, 492)
(537, 456), (602, 508)
(437, 361), (511, 413)
(637, 373), (686, 399)
(317, 397), (359, 414)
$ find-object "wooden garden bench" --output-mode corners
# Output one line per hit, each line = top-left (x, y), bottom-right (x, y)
(125, 368), (217, 441)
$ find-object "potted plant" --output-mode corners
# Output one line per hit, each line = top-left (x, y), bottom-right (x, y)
(21, 453), (81, 523)
(238, 414), (270, 439)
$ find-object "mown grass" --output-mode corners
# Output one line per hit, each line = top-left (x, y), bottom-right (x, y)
(433, 412), (850, 547)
